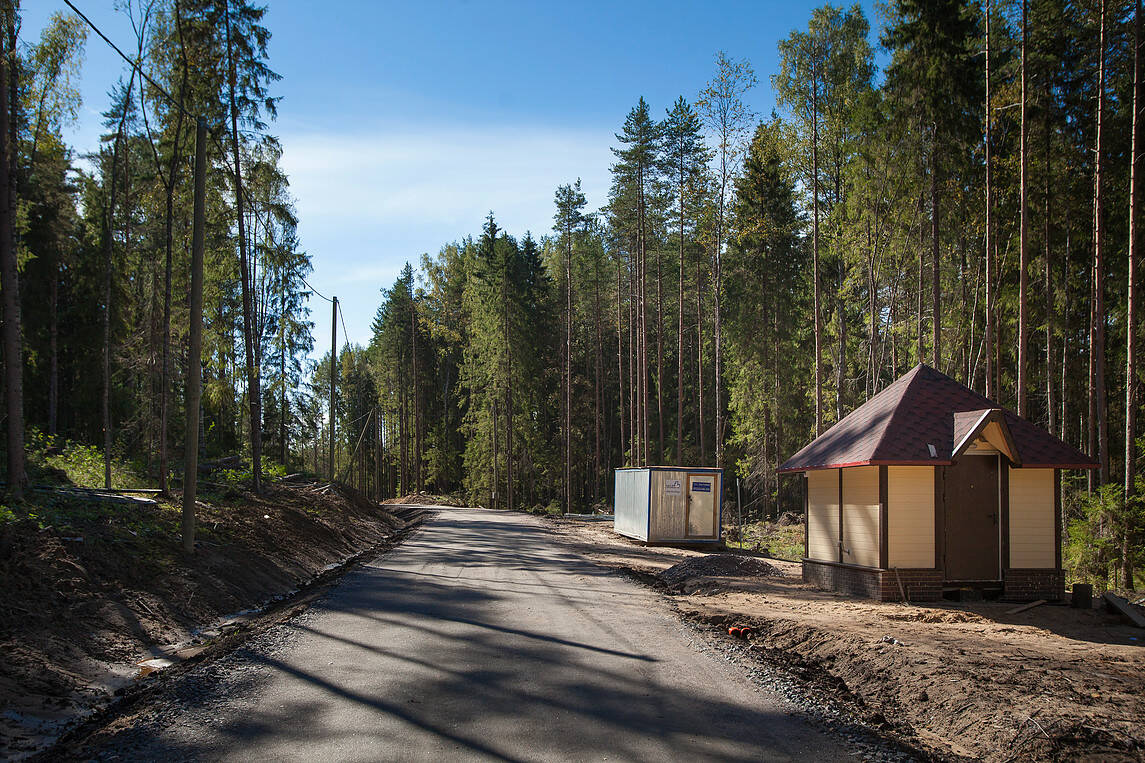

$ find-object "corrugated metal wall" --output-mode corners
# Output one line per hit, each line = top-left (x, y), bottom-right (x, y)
(613, 469), (650, 540)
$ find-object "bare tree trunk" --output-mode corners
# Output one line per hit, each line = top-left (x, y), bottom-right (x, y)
(0, 16), (23, 498)
(48, 270), (57, 435)
(656, 242), (664, 465)
(1092, 0), (1110, 485)
(677, 181), (685, 465)
(492, 397), (499, 509)
(1017, 0), (1030, 417)
(594, 259), (601, 499)
(697, 263), (706, 464)
(811, 82), (823, 436)
(412, 300), (422, 493)
(225, 3), (262, 494)
(103, 73), (135, 490)
(1124, 0), (1142, 589)
(985, 0), (996, 401)
(931, 124), (941, 369)
(1043, 49), (1057, 435)
(918, 202), (925, 364)
(617, 257), (626, 466)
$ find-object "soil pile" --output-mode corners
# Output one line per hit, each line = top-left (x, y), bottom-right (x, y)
(0, 481), (410, 760)
(659, 553), (780, 589)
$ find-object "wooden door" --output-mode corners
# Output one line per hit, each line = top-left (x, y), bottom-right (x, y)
(685, 474), (717, 538)
(943, 455), (1001, 581)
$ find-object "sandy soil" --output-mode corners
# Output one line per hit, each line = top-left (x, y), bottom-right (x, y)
(548, 518), (1145, 762)
(0, 482), (411, 760)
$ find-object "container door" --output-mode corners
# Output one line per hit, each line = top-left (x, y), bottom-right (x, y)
(686, 475), (717, 538)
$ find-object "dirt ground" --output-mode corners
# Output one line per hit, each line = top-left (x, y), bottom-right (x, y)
(0, 481), (410, 760)
(548, 517), (1145, 762)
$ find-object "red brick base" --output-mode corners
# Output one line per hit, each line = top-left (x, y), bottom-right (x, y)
(802, 559), (943, 602)
(1003, 568), (1064, 601)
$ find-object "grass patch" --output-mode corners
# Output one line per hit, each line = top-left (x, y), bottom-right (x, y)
(25, 429), (151, 490)
(724, 518), (804, 561)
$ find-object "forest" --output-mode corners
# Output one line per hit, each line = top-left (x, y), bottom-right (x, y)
(1, 0), (1142, 590)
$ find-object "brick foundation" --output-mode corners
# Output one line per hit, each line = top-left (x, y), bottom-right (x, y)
(1003, 568), (1064, 601)
(802, 559), (943, 602)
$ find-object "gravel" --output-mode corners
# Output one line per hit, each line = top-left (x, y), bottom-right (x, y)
(658, 553), (781, 587)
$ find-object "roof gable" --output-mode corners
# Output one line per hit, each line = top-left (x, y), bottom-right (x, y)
(779, 365), (1097, 472)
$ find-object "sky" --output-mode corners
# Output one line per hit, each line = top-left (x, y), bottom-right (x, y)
(22, 0), (884, 363)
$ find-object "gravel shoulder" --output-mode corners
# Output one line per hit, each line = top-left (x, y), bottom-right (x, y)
(547, 517), (1145, 762)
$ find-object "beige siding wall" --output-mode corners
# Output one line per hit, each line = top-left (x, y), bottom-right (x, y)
(887, 466), (935, 568)
(842, 466), (880, 567)
(807, 469), (839, 562)
(1008, 468), (1056, 569)
(649, 470), (688, 540)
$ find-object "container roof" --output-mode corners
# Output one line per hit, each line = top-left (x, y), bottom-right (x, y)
(778, 364), (1098, 472)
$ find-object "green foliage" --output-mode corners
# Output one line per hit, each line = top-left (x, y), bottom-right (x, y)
(25, 429), (149, 490)
(1065, 481), (1145, 591)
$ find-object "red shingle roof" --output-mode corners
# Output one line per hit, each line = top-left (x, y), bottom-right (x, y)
(778, 364), (1098, 472)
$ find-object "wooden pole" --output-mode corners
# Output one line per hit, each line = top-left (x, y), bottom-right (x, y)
(329, 296), (337, 482)
(182, 117), (206, 556)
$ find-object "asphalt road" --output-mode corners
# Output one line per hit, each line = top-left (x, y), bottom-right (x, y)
(101, 508), (855, 761)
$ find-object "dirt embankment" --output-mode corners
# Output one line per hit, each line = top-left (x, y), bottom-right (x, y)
(550, 519), (1145, 762)
(0, 481), (415, 759)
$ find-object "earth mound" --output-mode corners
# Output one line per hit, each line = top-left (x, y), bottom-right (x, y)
(658, 553), (780, 587)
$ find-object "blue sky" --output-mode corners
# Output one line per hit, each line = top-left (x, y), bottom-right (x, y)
(23, 0), (883, 361)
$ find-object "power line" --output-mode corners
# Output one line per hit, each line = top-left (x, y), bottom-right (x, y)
(338, 300), (353, 356)
(63, 0), (195, 121)
(300, 272), (333, 303)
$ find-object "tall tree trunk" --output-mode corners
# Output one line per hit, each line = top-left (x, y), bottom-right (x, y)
(103, 73), (135, 490)
(225, 3), (262, 494)
(677, 179), (685, 465)
(1045, 80), (1056, 435)
(594, 259), (601, 499)
(1017, 0), (1030, 417)
(918, 203), (925, 364)
(985, 0), (996, 400)
(0, 15), (22, 498)
(48, 268), (57, 435)
(617, 256), (626, 465)
(492, 397), (499, 509)
(412, 300), (422, 493)
(931, 124), (941, 369)
(159, 0), (189, 494)
(656, 241), (664, 465)
(1092, 0), (1110, 485)
(697, 263), (706, 464)
(811, 80), (823, 436)
(565, 220), (573, 508)
(1124, 0), (1142, 589)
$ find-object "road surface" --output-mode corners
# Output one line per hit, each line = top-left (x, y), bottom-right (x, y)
(95, 508), (855, 761)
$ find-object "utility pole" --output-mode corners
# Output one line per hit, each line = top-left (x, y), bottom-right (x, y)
(182, 117), (207, 556)
(329, 296), (338, 482)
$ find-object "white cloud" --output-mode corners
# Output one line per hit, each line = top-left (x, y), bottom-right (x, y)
(280, 124), (615, 357)
(280, 125), (613, 236)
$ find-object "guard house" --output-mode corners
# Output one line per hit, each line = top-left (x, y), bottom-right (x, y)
(779, 365), (1097, 601)
(614, 467), (723, 544)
